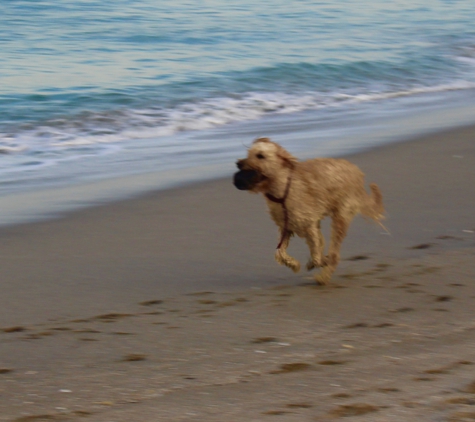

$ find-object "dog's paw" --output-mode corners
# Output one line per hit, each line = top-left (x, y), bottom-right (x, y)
(289, 261), (301, 273)
(315, 265), (336, 285)
(314, 273), (330, 286)
(306, 257), (324, 271)
(275, 251), (300, 273)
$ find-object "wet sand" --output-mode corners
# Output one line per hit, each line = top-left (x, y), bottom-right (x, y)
(1, 124), (475, 421)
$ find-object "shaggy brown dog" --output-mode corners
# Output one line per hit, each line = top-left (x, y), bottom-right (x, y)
(233, 137), (384, 284)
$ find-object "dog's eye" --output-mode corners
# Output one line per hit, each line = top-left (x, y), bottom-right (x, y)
(256, 153), (265, 159)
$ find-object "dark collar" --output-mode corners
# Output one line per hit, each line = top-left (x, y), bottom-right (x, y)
(265, 174), (292, 249)
(265, 174), (292, 204)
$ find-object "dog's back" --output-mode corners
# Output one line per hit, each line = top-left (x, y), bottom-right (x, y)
(294, 157), (383, 222)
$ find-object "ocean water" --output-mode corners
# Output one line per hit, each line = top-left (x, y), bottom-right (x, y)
(1, 0), (475, 221)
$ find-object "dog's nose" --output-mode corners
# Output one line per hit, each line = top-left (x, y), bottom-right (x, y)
(236, 159), (245, 170)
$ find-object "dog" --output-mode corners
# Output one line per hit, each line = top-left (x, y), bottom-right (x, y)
(233, 137), (384, 284)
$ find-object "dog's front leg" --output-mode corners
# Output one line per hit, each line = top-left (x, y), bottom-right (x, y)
(305, 221), (325, 271)
(274, 230), (300, 273)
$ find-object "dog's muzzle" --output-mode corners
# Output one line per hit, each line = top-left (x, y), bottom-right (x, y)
(233, 169), (263, 190)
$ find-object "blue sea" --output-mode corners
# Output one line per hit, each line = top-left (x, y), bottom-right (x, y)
(1, 0), (475, 223)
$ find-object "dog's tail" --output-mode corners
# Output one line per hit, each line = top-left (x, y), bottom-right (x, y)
(362, 183), (385, 224)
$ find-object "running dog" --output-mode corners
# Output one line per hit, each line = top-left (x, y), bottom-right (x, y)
(233, 137), (384, 284)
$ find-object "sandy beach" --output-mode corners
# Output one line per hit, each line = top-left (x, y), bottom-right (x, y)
(1, 124), (475, 421)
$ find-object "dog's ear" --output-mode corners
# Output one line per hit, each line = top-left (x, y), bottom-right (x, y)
(277, 146), (298, 169)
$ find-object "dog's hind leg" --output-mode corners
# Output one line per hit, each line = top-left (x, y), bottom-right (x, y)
(316, 211), (352, 284)
(305, 221), (325, 271)
(275, 231), (301, 273)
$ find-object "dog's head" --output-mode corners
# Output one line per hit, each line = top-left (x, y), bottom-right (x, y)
(233, 137), (297, 192)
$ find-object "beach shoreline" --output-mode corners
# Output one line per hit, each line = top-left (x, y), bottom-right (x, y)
(1, 122), (475, 421)
(2, 88), (475, 229)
